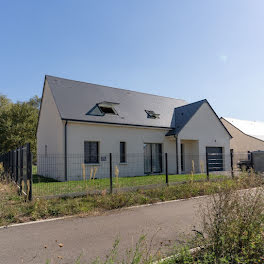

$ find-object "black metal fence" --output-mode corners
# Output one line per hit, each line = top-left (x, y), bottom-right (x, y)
(2, 147), (259, 200)
(32, 151), (237, 198)
(0, 143), (32, 200)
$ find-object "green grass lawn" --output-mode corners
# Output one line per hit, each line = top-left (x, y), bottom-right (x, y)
(32, 173), (226, 197)
(32, 165), (37, 175)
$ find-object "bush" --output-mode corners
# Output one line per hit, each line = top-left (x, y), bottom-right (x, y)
(173, 178), (264, 263)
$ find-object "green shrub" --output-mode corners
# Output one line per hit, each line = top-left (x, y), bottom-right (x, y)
(173, 178), (264, 263)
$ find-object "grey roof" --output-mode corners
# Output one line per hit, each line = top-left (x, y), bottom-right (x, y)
(46, 75), (188, 128)
(166, 100), (206, 136)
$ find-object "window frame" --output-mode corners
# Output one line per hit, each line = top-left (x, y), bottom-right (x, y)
(84, 141), (100, 164)
(120, 142), (127, 163)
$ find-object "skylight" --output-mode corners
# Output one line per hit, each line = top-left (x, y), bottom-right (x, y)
(98, 102), (118, 115)
(99, 106), (116, 115)
(86, 102), (119, 116)
(145, 110), (160, 119)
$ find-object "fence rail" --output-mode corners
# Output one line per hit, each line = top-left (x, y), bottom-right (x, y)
(0, 143), (32, 200)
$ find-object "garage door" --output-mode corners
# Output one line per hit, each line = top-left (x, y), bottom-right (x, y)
(206, 147), (223, 171)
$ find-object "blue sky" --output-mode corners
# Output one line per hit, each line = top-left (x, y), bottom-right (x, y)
(0, 0), (263, 121)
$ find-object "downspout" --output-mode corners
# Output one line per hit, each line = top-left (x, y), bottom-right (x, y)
(175, 135), (179, 174)
(64, 120), (68, 181)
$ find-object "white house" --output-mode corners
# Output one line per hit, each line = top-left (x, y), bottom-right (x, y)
(37, 75), (231, 181)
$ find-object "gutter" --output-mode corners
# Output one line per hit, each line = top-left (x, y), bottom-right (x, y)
(64, 120), (68, 181)
(61, 118), (172, 130)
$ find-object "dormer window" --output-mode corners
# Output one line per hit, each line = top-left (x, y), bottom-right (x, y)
(86, 101), (119, 116)
(98, 102), (118, 115)
(145, 110), (160, 119)
(98, 105), (116, 115)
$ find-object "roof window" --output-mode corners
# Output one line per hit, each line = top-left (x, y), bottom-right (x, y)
(98, 102), (118, 115)
(86, 101), (119, 116)
(145, 110), (160, 119)
(99, 106), (116, 114)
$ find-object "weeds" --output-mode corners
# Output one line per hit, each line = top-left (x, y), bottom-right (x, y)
(91, 174), (264, 264)
(169, 174), (264, 263)
(0, 174), (263, 228)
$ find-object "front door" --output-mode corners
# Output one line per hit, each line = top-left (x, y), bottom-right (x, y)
(206, 147), (223, 171)
(144, 143), (162, 174)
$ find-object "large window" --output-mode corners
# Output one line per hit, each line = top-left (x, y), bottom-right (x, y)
(84, 141), (99, 164)
(120, 142), (126, 163)
(144, 143), (162, 174)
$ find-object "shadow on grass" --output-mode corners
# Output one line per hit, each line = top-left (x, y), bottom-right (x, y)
(33, 174), (59, 184)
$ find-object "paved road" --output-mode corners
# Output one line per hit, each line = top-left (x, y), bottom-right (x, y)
(0, 197), (207, 264)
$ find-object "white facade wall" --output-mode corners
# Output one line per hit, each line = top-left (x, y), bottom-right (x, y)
(66, 122), (177, 180)
(37, 82), (64, 179)
(178, 103), (231, 173)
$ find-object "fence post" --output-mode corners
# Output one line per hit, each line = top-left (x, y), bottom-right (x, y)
(19, 146), (23, 195)
(165, 153), (168, 186)
(27, 143), (33, 201)
(10, 151), (13, 181)
(230, 149), (234, 179)
(206, 152), (210, 181)
(109, 153), (113, 194)
(7, 151), (10, 182)
(15, 149), (18, 183)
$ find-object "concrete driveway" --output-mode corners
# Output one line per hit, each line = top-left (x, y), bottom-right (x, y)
(0, 196), (207, 264)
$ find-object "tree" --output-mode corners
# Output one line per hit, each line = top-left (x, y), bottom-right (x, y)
(0, 94), (11, 112)
(0, 95), (40, 157)
(27, 95), (41, 109)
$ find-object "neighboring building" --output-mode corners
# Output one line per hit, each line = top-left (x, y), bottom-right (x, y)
(221, 118), (264, 153)
(37, 75), (231, 181)
(221, 117), (264, 168)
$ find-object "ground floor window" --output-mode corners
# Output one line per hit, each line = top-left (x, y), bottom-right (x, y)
(84, 141), (99, 163)
(144, 143), (162, 174)
(206, 147), (223, 171)
(120, 142), (126, 163)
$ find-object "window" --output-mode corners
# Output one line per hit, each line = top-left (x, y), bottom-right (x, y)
(144, 143), (162, 173)
(99, 106), (116, 114)
(145, 110), (160, 119)
(86, 102), (119, 116)
(84, 141), (99, 163)
(98, 102), (118, 115)
(120, 142), (126, 163)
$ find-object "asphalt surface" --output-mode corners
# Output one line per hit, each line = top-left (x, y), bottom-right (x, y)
(0, 196), (207, 264)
